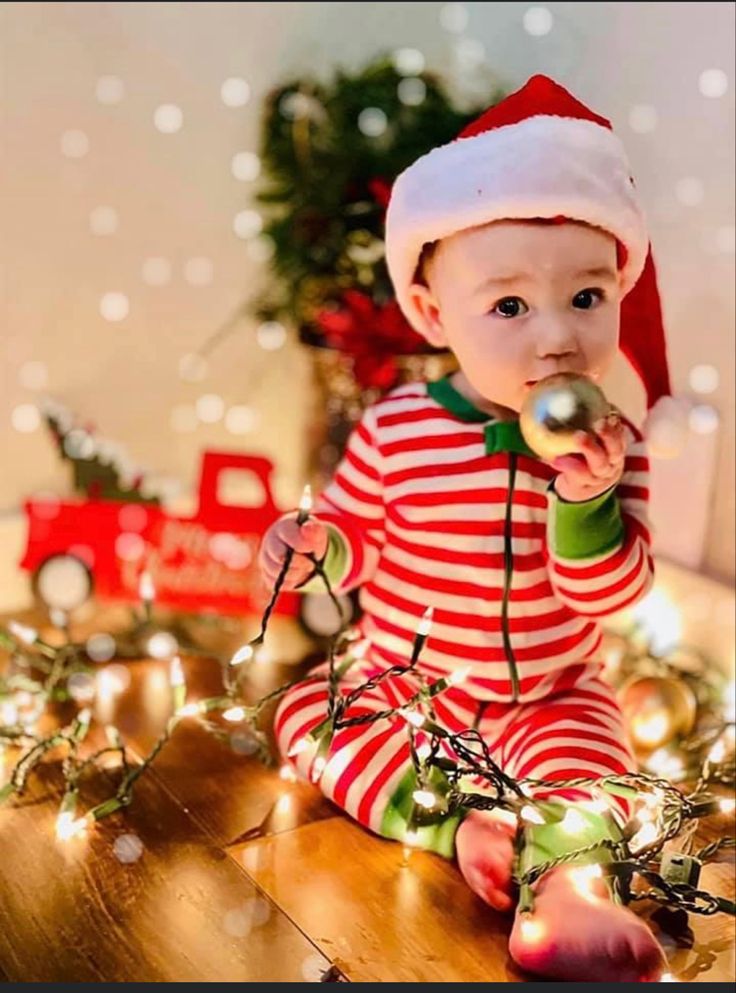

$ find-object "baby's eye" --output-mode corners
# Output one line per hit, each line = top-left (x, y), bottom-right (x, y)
(572, 288), (605, 310)
(492, 296), (528, 318)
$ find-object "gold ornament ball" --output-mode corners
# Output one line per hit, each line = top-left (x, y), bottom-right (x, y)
(519, 372), (611, 460)
(619, 675), (697, 751)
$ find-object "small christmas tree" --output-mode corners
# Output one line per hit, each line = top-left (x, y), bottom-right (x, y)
(43, 400), (159, 504)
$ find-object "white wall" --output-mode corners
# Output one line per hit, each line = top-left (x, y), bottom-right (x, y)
(1, 2), (734, 580)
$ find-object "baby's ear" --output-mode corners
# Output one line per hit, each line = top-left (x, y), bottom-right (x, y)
(407, 282), (448, 348)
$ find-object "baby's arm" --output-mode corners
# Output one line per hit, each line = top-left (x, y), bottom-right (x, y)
(544, 416), (654, 617)
(259, 405), (385, 595)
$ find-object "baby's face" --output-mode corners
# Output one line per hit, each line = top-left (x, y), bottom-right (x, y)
(409, 220), (623, 413)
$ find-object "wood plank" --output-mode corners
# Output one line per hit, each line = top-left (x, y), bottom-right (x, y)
(235, 815), (525, 983)
(2, 606), (733, 982)
(0, 761), (332, 982)
(639, 811), (736, 983)
(93, 642), (336, 847)
(2, 606), (336, 846)
(234, 812), (735, 983)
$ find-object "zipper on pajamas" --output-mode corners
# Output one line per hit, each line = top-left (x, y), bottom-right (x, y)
(502, 453), (520, 702)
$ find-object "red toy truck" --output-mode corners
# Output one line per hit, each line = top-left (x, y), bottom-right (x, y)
(20, 452), (305, 623)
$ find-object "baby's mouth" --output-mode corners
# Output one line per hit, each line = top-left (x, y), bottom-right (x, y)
(524, 370), (593, 389)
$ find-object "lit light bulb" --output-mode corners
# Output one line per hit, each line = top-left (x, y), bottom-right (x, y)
(642, 790), (664, 810)
(96, 668), (123, 705)
(274, 793), (292, 815)
(297, 484), (313, 522)
(398, 707), (426, 729)
(718, 797), (735, 814)
(279, 763), (297, 783)
(169, 656), (185, 687)
(176, 702), (202, 717)
(447, 665), (472, 687)
(169, 655), (186, 711)
(520, 804), (546, 825)
(76, 707), (92, 729)
(519, 915), (546, 943)
(412, 788), (437, 810)
(561, 808), (588, 834)
(708, 738), (727, 764)
(660, 973), (677, 982)
(105, 725), (122, 747)
(417, 606), (434, 638)
(8, 621), (39, 645)
(349, 639), (369, 661)
(568, 863), (603, 900)
(416, 742), (432, 762)
(310, 755), (326, 783)
(223, 706), (246, 723)
(138, 571), (155, 602)
(55, 812), (84, 841)
(229, 644), (255, 667)
(631, 820), (659, 850)
(288, 737), (310, 758)
(55, 809), (92, 842)
(404, 829), (420, 847)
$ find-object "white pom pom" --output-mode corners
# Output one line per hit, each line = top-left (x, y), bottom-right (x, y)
(643, 396), (691, 458)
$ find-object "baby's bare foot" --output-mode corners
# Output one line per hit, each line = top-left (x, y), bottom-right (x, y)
(456, 809), (517, 912)
(509, 864), (667, 981)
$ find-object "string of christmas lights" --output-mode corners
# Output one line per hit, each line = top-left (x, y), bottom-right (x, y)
(1, 489), (734, 937)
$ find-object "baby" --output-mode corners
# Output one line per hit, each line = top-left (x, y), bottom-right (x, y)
(259, 76), (679, 981)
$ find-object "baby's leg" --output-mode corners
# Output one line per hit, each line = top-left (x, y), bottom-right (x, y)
(276, 668), (517, 901)
(274, 661), (460, 855)
(497, 667), (666, 981)
(431, 691), (523, 911)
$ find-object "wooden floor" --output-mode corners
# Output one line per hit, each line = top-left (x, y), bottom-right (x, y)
(0, 606), (734, 983)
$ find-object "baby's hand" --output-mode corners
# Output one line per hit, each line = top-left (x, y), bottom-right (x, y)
(258, 513), (328, 591)
(551, 411), (626, 503)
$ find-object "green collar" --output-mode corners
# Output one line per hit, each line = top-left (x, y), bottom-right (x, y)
(427, 377), (537, 458)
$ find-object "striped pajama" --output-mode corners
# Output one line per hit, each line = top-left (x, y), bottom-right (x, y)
(275, 379), (651, 844)
(274, 659), (635, 835)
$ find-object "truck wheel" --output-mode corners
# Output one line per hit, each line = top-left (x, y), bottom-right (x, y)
(33, 554), (93, 612)
(298, 590), (360, 639)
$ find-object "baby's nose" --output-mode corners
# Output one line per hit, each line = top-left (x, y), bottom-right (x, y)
(536, 320), (578, 359)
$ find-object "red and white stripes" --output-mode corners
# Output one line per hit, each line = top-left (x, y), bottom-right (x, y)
(274, 661), (635, 835)
(312, 383), (654, 703)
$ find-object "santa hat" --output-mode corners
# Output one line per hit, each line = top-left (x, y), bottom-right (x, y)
(385, 74), (688, 457)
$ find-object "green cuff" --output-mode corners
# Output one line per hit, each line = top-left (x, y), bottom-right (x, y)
(379, 766), (464, 859)
(297, 525), (350, 594)
(516, 801), (624, 910)
(547, 483), (624, 560)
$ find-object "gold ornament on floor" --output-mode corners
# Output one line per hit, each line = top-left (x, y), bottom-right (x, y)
(619, 675), (698, 751)
(519, 372), (611, 461)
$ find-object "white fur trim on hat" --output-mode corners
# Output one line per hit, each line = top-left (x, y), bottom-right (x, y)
(386, 114), (649, 334)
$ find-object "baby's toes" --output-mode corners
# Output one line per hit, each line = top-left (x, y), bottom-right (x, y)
(465, 861), (514, 912)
